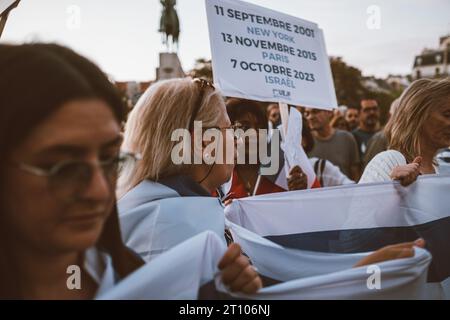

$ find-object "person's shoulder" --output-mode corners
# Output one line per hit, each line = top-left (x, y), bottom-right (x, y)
(372, 130), (385, 138)
(335, 129), (355, 139)
(367, 131), (386, 144)
(351, 128), (361, 135)
(335, 129), (358, 144)
(372, 150), (406, 165)
(359, 150), (407, 184)
(118, 180), (179, 214)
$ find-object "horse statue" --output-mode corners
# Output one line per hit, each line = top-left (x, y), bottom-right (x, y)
(159, 0), (180, 52)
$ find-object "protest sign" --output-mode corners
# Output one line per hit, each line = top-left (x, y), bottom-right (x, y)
(206, 0), (337, 110)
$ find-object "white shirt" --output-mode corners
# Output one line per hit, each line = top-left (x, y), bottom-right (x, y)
(309, 157), (355, 187)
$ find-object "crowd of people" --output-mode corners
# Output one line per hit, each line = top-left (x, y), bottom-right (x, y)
(0, 43), (449, 299)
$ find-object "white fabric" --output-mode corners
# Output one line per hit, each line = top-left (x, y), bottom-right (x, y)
(225, 175), (450, 299)
(310, 157), (354, 187)
(97, 232), (227, 300)
(225, 222), (432, 300)
(225, 175), (450, 238)
(118, 181), (226, 262)
(112, 176), (445, 299)
(274, 164), (289, 190)
(97, 228), (432, 300)
(268, 121), (275, 142)
(281, 108), (317, 188)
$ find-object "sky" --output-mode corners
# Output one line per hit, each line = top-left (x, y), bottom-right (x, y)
(1, 0), (449, 81)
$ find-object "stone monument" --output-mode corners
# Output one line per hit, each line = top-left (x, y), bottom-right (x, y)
(156, 0), (185, 80)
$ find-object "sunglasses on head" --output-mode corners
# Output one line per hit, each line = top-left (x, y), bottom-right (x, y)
(188, 78), (215, 131)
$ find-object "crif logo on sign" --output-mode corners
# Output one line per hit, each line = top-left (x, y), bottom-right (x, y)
(205, 0), (337, 111)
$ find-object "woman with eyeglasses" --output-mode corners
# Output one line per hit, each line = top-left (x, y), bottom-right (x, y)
(0, 43), (145, 299)
(117, 77), (426, 293)
(0, 44), (261, 298)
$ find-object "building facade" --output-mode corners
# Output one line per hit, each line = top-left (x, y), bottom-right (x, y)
(413, 35), (450, 79)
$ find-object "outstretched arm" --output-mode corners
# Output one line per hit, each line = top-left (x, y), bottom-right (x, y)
(354, 239), (425, 268)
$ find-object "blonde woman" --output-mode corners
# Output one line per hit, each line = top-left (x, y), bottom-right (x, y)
(118, 78), (262, 294)
(360, 78), (450, 185)
(118, 78), (234, 196)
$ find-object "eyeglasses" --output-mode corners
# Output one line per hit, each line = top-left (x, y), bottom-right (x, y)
(203, 123), (250, 140)
(15, 152), (141, 200)
(189, 78), (215, 131)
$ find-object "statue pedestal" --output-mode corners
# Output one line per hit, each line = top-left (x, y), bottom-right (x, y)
(156, 52), (185, 81)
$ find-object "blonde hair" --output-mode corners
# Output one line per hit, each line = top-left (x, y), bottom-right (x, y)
(385, 78), (450, 163)
(119, 78), (225, 195)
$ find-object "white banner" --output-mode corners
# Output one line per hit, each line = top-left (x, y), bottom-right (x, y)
(99, 229), (433, 300)
(225, 175), (450, 298)
(226, 222), (433, 300)
(205, 0), (337, 110)
(225, 175), (450, 238)
(114, 179), (447, 299)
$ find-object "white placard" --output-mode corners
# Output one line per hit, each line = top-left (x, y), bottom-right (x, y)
(282, 107), (316, 188)
(0, 0), (17, 16)
(206, 0), (338, 110)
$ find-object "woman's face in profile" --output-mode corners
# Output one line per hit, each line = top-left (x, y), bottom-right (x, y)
(422, 100), (450, 150)
(206, 98), (235, 188)
(1, 99), (122, 255)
